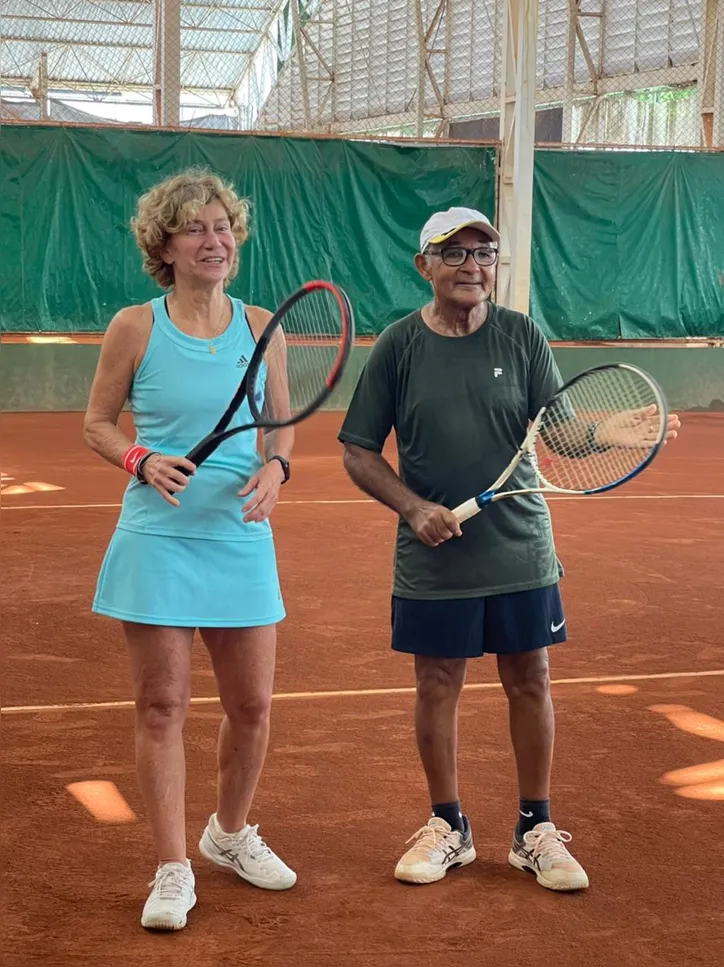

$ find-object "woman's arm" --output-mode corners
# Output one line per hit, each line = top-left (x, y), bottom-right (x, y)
(83, 304), (195, 506)
(246, 305), (295, 465)
(239, 306), (295, 522)
(83, 305), (150, 466)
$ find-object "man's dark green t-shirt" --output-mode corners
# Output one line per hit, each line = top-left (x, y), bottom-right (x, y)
(337, 304), (565, 600)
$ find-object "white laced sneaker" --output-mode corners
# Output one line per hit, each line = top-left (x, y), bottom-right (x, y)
(199, 813), (297, 890)
(508, 822), (589, 891)
(394, 816), (476, 884)
(141, 860), (197, 931)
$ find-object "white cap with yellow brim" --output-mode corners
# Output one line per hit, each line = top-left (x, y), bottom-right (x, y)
(419, 206), (500, 253)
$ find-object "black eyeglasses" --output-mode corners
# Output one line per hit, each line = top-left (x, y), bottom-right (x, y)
(427, 245), (499, 267)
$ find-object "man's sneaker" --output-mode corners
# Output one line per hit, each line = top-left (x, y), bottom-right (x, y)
(141, 860), (197, 931)
(199, 813), (297, 890)
(394, 816), (476, 884)
(508, 822), (589, 891)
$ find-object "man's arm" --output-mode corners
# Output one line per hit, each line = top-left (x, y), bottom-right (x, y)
(525, 316), (601, 458)
(342, 443), (461, 547)
(339, 325), (462, 546)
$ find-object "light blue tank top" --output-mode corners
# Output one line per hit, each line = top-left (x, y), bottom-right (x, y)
(117, 295), (270, 542)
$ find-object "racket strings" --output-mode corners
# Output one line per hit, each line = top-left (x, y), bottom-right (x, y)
(534, 366), (665, 492)
(256, 287), (347, 423)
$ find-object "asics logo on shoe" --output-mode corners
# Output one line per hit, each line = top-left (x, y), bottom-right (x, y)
(216, 841), (249, 873)
(514, 840), (540, 866)
(441, 837), (471, 866)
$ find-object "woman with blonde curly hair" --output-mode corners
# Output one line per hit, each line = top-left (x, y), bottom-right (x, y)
(84, 169), (296, 931)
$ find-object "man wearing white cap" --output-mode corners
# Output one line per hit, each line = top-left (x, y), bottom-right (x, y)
(338, 207), (589, 892)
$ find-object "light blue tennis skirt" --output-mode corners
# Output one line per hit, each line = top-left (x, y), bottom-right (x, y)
(92, 527), (286, 628)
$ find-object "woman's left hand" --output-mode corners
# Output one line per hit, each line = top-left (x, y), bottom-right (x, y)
(239, 460), (286, 523)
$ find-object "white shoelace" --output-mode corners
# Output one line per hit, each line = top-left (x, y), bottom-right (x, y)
(405, 821), (454, 854)
(241, 825), (277, 865)
(524, 827), (574, 864)
(150, 865), (191, 899)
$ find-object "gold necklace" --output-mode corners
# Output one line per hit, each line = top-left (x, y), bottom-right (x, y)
(166, 295), (226, 353)
(208, 303), (228, 354)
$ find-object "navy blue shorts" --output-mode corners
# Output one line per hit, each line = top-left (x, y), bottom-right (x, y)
(390, 584), (566, 659)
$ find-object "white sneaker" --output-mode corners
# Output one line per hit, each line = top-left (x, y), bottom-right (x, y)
(141, 860), (197, 931)
(199, 813), (297, 890)
(394, 816), (476, 884)
(508, 822), (589, 891)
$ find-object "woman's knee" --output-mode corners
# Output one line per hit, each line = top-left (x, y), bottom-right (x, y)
(125, 624), (193, 732)
(135, 689), (188, 732)
(222, 691), (273, 729)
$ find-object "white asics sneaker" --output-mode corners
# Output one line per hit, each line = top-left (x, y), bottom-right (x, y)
(394, 816), (476, 884)
(199, 813), (297, 890)
(508, 822), (589, 891)
(141, 860), (197, 931)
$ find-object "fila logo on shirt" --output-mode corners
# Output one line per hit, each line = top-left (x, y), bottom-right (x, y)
(493, 367), (503, 378)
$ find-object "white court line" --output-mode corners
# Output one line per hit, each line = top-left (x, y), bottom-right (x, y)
(0, 499), (375, 511)
(3, 494), (724, 512)
(546, 494), (724, 501)
(2, 502), (124, 511)
(2, 668), (722, 716)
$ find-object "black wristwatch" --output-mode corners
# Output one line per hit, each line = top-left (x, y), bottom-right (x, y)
(269, 454), (290, 484)
(136, 450), (158, 484)
(586, 422), (612, 454)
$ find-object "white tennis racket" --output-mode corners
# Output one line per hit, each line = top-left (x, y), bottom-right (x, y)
(452, 363), (668, 524)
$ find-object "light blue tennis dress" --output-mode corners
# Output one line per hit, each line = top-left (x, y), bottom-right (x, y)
(92, 295), (286, 628)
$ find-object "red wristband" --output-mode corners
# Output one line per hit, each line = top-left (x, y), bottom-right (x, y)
(122, 445), (150, 477)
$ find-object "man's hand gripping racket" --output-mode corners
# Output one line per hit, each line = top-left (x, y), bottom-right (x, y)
(452, 363), (679, 525)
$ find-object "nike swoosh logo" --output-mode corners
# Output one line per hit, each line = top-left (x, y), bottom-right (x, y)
(551, 619), (565, 633)
(519, 810), (534, 818)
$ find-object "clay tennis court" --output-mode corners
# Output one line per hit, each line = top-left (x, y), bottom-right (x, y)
(3, 409), (724, 966)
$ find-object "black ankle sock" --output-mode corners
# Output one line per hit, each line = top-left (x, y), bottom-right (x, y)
(432, 800), (465, 833)
(516, 799), (550, 839)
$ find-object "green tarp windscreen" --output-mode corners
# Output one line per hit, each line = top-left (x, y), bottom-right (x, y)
(0, 124), (496, 335)
(3, 128), (723, 340)
(531, 150), (724, 340)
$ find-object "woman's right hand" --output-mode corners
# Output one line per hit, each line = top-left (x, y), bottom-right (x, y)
(140, 454), (197, 507)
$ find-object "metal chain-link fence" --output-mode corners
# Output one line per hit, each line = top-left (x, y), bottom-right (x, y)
(0, 0), (270, 127)
(548, 0), (721, 149)
(1, 1), (722, 147)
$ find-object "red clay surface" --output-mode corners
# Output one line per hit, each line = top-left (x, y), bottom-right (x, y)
(2, 411), (724, 966)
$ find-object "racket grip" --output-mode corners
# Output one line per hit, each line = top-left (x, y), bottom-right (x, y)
(452, 497), (482, 523)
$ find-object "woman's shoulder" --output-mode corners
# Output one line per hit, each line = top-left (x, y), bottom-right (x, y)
(242, 303), (273, 341)
(107, 302), (154, 335)
(101, 303), (154, 364)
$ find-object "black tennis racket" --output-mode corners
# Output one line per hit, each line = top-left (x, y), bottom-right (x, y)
(452, 363), (669, 524)
(185, 280), (354, 468)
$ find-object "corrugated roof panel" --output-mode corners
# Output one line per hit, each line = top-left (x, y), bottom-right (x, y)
(0, 0), (277, 93)
(0, 0), (705, 123)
